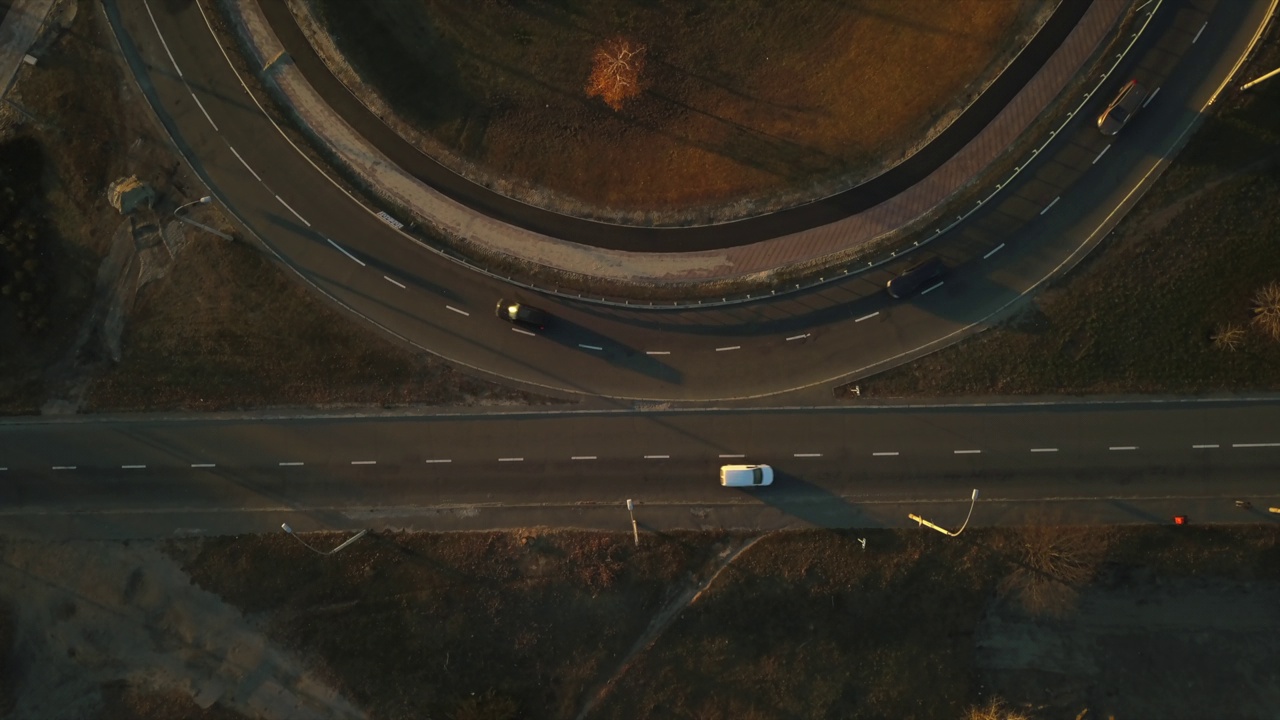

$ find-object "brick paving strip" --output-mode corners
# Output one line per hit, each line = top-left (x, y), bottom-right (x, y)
(223, 0), (1126, 285)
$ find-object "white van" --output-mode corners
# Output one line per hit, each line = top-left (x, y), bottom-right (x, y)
(719, 464), (774, 487)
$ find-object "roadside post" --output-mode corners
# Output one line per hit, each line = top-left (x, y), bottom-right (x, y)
(907, 489), (980, 538)
(281, 523), (369, 556)
(626, 499), (639, 547)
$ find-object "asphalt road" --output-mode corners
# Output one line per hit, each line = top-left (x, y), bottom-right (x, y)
(102, 0), (1268, 402)
(2, 399), (1278, 539)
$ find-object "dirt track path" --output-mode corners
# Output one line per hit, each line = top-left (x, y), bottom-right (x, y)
(0, 539), (365, 720)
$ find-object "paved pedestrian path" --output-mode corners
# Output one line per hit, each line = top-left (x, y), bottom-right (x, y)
(225, 0), (1126, 285)
(0, 0), (56, 97)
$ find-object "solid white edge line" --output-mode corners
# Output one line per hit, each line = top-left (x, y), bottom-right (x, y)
(383, 276), (406, 289)
(872, 451), (899, 457)
(424, 459), (452, 464)
(1192, 444), (1219, 449)
(190, 92), (219, 131)
(228, 145), (263, 182)
(645, 350), (670, 355)
(498, 457), (524, 462)
(279, 462), (304, 466)
(794, 453), (822, 458)
(571, 456), (597, 460)
(121, 465), (146, 469)
(983, 243), (1006, 259)
(1030, 448), (1059, 453)
(1192, 21), (1206, 43)
(1232, 442), (1280, 448)
(1092, 144), (1111, 164)
(324, 238), (366, 266)
(954, 449), (981, 454)
(1109, 446), (1138, 451)
(445, 305), (470, 316)
(855, 312), (879, 323)
(1143, 86), (1160, 107)
(921, 281), (944, 295)
(718, 454), (745, 458)
(579, 344), (604, 351)
(275, 195), (310, 227)
(191, 463), (216, 468)
(512, 327), (536, 336)
(1040, 196), (1061, 215)
(141, 0), (182, 77)
(351, 460), (376, 465)
(715, 345), (741, 352)
(644, 455), (670, 459)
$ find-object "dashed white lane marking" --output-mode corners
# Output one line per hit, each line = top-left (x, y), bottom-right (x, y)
(190, 92), (218, 130)
(498, 457), (524, 462)
(983, 243), (1006, 259)
(324, 238), (366, 266)
(1040, 196), (1061, 215)
(1092, 144), (1111, 164)
(1109, 446), (1138, 451)
(279, 462), (304, 467)
(1233, 442), (1280, 448)
(512, 327), (536, 337)
(872, 451), (899, 457)
(0, 467), (6, 471)
(191, 463), (216, 468)
(121, 465), (146, 469)
(644, 454), (670, 459)
(275, 195), (310, 227)
(1143, 86), (1160, 107)
(719, 454), (745, 458)
(571, 456), (597, 460)
(579, 344), (604, 351)
(855, 311), (879, 323)
(142, 0), (183, 77)
(383, 276), (406, 289)
(52, 466), (76, 471)
(1192, 21), (1206, 43)
(446, 305), (469, 316)
(921, 281), (944, 295)
(1192, 444), (1219, 449)
(351, 460), (376, 465)
(645, 350), (670, 356)
(228, 146), (263, 181)
(716, 345), (741, 352)
(954, 449), (981, 455)
(794, 453), (822, 458)
(424, 459), (452, 464)
(786, 333), (810, 341)
(1030, 448), (1059, 453)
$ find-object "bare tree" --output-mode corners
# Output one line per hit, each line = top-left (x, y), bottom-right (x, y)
(998, 524), (1110, 618)
(962, 697), (1033, 720)
(1211, 323), (1246, 351)
(585, 37), (647, 111)
(1252, 281), (1280, 341)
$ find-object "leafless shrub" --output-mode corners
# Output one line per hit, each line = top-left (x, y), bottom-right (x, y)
(451, 690), (518, 720)
(999, 524), (1111, 618)
(1253, 281), (1280, 341)
(585, 37), (647, 111)
(962, 697), (1033, 720)
(1211, 323), (1246, 351)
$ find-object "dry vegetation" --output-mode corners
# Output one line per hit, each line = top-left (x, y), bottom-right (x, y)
(308, 0), (1041, 219)
(160, 525), (1280, 720)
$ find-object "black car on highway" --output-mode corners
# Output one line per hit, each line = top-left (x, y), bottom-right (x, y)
(495, 299), (550, 330)
(885, 257), (945, 299)
(1097, 79), (1147, 136)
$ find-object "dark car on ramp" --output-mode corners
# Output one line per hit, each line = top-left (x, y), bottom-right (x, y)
(1097, 79), (1147, 136)
(495, 299), (550, 330)
(886, 257), (945, 299)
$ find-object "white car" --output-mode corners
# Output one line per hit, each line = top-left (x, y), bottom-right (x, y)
(720, 464), (774, 487)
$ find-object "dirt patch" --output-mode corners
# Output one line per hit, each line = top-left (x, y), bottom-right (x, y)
(0, 538), (364, 720)
(299, 0), (1046, 224)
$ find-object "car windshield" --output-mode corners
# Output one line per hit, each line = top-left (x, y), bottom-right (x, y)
(752, 468), (763, 484)
(1111, 105), (1129, 124)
